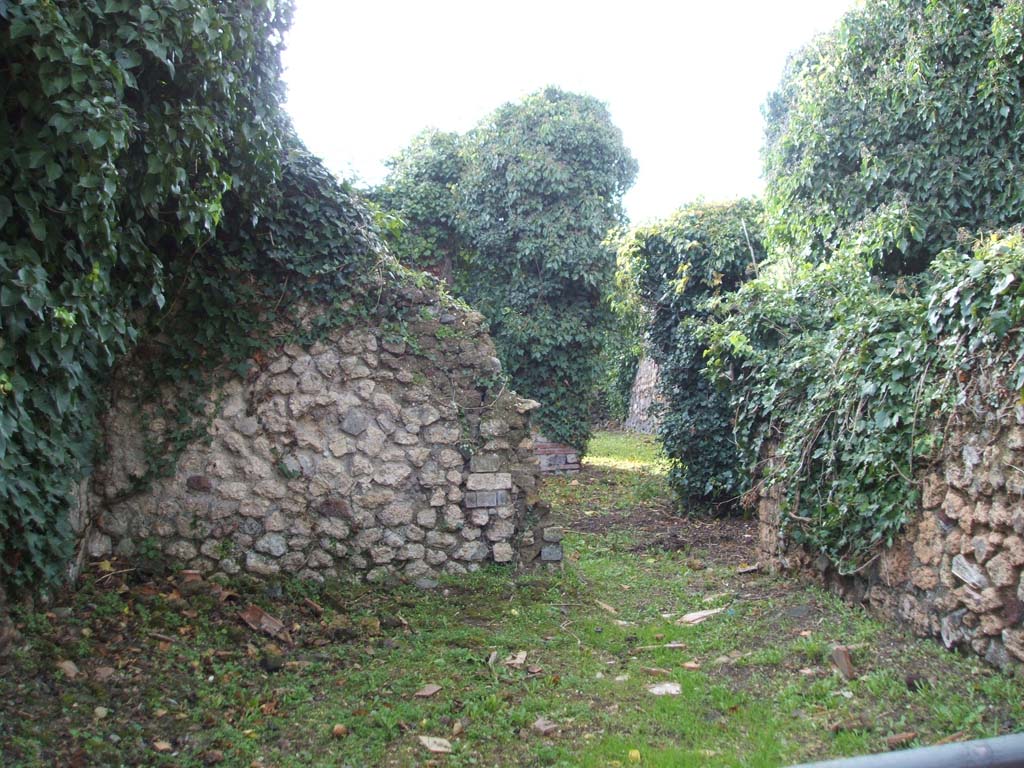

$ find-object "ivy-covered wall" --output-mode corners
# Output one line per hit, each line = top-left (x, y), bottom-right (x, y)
(0, 1), (386, 591)
(78, 281), (557, 584)
(759, 366), (1024, 670)
(621, 199), (765, 513)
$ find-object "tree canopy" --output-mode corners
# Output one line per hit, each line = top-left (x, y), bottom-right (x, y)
(373, 128), (462, 285)
(377, 87), (637, 449)
(764, 0), (1024, 274)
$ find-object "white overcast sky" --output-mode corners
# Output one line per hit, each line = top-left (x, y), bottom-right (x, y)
(282, 0), (855, 224)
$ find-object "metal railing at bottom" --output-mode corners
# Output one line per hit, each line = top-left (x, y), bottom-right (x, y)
(787, 733), (1024, 768)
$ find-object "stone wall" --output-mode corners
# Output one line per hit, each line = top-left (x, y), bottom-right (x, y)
(624, 356), (662, 435)
(78, 281), (559, 585)
(758, 375), (1024, 670)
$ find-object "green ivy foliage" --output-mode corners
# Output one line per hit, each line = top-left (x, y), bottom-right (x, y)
(376, 87), (637, 449)
(0, 0), (382, 590)
(705, 229), (1024, 569)
(764, 0), (1024, 274)
(371, 128), (463, 284)
(622, 200), (764, 513)
(592, 237), (649, 424)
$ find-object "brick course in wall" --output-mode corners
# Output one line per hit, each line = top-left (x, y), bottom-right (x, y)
(533, 434), (581, 474)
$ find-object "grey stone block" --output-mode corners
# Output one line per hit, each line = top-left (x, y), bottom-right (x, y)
(470, 453), (503, 473)
(540, 544), (563, 562)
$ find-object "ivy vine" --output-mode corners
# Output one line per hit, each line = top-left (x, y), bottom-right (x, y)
(705, 229), (1024, 569)
(0, 1), (383, 590)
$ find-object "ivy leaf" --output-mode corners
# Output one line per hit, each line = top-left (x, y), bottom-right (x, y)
(115, 49), (142, 70)
(0, 195), (11, 229)
(28, 215), (46, 242)
(990, 272), (1015, 296)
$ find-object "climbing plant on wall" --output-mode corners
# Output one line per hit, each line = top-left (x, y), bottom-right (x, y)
(592, 236), (649, 424)
(0, 0), (383, 590)
(705, 228), (1024, 569)
(764, 0), (1024, 275)
(377, 87), (637, 449)
(622, 199), (764, 513)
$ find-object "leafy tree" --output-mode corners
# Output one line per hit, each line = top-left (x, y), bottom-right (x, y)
(378, 87), (637, 448)
(373, 128), (463, 284)
(1, 0), (381, 589)
(764, 0), (1024, 274)
(624, 199), (764, 513)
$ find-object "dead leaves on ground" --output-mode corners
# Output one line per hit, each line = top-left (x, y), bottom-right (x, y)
(418, 735), (453, 754)
(676, 607), (725, 626)
(239, 604), (293, 645)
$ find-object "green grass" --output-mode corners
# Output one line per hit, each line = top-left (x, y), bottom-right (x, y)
(584, 431), (667, 474)
(1, 431), (1020, 767)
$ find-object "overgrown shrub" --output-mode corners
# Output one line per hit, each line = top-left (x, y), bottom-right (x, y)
(706, 229), (1024, 569)
(376, 88), (637, 449)
(372, 129), (463, 284)
(0, 1), (382, 590)
(764, 0), (1024, 274)
(622, 199), (764, 513)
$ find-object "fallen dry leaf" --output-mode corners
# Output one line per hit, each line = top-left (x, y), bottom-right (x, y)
(239, 605), (292, 644)
(830, 645), (856, 680)
(332, 724), (348, 738)
(885, 732), (917, 750)
(595, 600), (618, 615)
(94, 666), (116, 681)
(676, 607), (725, 626)
(153, 740), (173, 753)
(415, 684), (442, 698)
(646, 682), (682, 696)
(418, 735), (453, 754)
(503, 651), (528, 669)
(682, 661), (701, 671)
(532, 716), (558, 736)
(57, 660), (79, 680)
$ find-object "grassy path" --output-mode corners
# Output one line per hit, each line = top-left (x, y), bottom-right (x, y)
(1, 431), (1020, 767)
